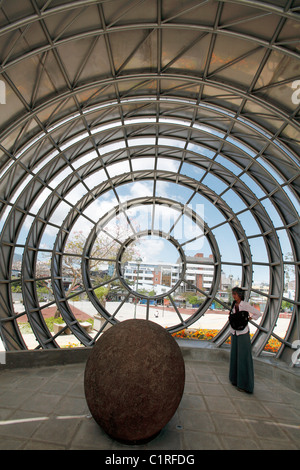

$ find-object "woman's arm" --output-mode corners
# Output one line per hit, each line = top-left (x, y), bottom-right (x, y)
(241, 301), (261, 320)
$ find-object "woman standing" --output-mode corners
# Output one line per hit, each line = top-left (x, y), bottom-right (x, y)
(229, 287), (262, 394)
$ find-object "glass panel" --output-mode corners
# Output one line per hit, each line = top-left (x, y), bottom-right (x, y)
(239, 173), (265, 198)
(221, 188), (247, 212)
(155, 181), (194, 203)
(193, 192), (226, 226)
(68, 215), (94, 239)
(212, 223), (241, 264)
(118, 181), (154, 201)
(180, 162), (205, 179)
(29, 188), (52, 214)
(83, 171), (107, 192)
(252, 265), (270, 288)
(15, 216), (34, 245)
(220, 265), (243, 293)
(237, 210), (261, 237)
(156, 158), (180, 172)
(260, 198), (284, 228)
(48, 201), (71, 225)
(249, 236), (268, 263)
(201, 173), (228, 194)
(215, 155), (242, 175)
(107, 160), (131, 178)
(277, 228), (293, 259)
(36, 250), (51, 280)
(131, 157), (155, 171)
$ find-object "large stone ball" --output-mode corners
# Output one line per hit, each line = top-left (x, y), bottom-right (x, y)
(84, 319), (185, 443)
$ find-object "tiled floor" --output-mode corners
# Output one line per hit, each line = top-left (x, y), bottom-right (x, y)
(0, 354), (299, 450)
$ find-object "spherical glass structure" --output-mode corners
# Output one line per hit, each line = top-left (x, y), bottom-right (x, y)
(0, 0), (299, 366)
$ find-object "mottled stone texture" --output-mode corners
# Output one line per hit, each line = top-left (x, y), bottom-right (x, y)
(84, 319), (185, 443)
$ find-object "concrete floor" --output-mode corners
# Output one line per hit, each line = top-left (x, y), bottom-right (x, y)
(0, 345), (299, 451)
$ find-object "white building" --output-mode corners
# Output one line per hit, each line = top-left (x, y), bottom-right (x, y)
(122, 253), (214, 296)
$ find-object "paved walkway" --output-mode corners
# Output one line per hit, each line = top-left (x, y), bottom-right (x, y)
(0, 350), (299, 450)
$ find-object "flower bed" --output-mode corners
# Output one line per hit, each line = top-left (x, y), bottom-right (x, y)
(62, 342), (81, 348)
(263, 336), (281, 353)
(172, 328), (281, 353)
(172, 328), (219, 341)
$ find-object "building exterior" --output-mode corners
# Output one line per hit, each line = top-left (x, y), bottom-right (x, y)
(122, 253), (214, 296)
(183, 253), (214, 292)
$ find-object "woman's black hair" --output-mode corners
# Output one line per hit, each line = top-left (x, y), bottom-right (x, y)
(231, 287), (245, 300)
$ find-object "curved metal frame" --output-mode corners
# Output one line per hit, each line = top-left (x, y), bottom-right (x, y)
(0, 0), (298, 366)
(115, 230), (186, 300)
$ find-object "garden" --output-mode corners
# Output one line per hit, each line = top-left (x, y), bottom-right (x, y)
(171, 328), (281, 353)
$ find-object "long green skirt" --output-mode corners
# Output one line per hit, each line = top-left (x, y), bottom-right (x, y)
(229, 332), (254, 393)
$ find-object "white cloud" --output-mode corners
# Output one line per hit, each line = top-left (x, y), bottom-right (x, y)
(138, 237), (165, 263)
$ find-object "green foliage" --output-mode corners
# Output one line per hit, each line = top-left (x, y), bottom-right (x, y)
(11, 283), (22, 293)
(187, 295), (200, 305)
(281, 300), (292, 310)
(94, 286), (109, 300)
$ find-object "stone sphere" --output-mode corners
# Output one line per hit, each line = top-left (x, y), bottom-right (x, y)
(84, 319), (185, 443)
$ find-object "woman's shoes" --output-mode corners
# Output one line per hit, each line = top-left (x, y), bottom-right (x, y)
(237, 387), (252, 394)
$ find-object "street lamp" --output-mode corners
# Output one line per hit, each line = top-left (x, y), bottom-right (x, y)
(134, 257), (142, 319)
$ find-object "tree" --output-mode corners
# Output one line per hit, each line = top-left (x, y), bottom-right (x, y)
(94, 286), (109, 306)
(186, 295), (200, 306)
(36, 219), (139, 318)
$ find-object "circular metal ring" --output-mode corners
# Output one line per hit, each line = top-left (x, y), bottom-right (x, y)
(115, 229), (187, 300)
